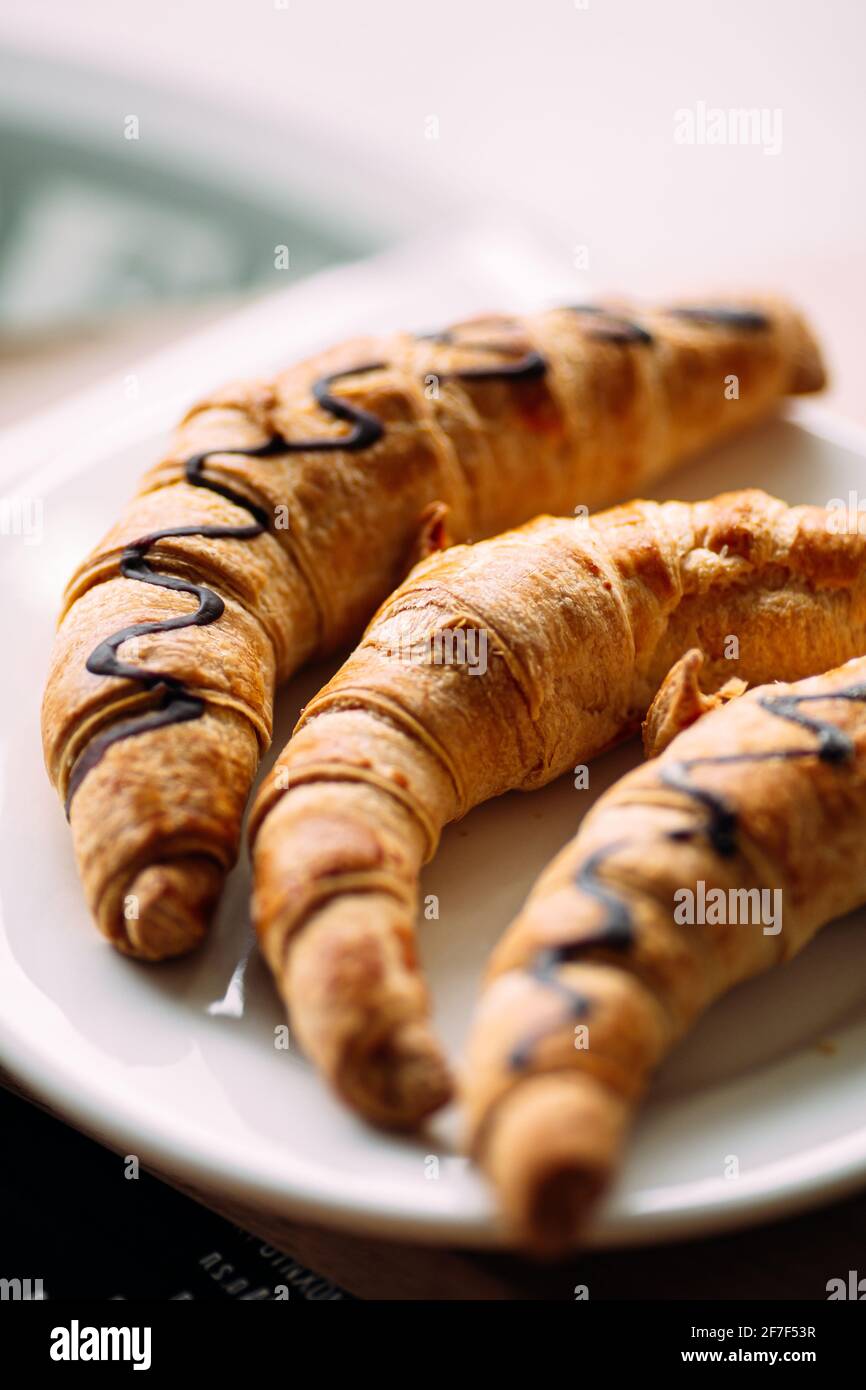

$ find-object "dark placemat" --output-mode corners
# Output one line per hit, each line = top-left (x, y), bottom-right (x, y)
(0, 1086), (349, 1301)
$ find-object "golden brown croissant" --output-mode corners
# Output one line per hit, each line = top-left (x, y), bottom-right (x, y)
(250, 488), (866, 1127)
(42, 299), (823, 960)
(462, 651), (866, 1254)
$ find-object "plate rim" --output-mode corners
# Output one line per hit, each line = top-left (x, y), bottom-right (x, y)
(3, 994), (866, 1249)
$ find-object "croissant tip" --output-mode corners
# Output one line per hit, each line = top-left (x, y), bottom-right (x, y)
(790, 318), (828, 395)
(111, 856), (224, 961)
(516, 1168), (606, 1260)
(340, 1020), (453, 1129)
(791, 352), (827, 396)
(479, 1074), (625, 1256)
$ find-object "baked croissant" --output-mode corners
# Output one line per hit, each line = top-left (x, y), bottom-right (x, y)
(250, 489), (866, 1127)
(42, 298), (823, 960)
(462, 651), (866, 1254)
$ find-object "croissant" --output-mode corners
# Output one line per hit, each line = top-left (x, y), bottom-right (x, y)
(250, 488), (866, 1127)
(462, 651), (866, 1253)
(42, 298), (823, 960)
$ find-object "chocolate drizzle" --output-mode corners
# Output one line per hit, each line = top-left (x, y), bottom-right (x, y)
(566, 304), (654, 345)
(308, 363), (387, 450)
(539, 844), (636, 969)
(668, 306), (770, 332)
(421, 328), (547, 382)
(510, 680), (866, 1070)
(508, 972), (591, 1071)
(658, 686), (866, 856)
(66, 362), (395, 812)
(66, 337), (552, 811)
(66, 302), (777, 814)
(65, 439), (284, 814)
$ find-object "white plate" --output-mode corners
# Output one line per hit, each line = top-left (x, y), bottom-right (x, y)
(3, 284), (866, 1249)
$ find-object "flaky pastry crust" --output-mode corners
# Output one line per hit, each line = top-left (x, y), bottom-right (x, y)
(42, 298), (823, 958)
(251, 489), (866, 1126)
